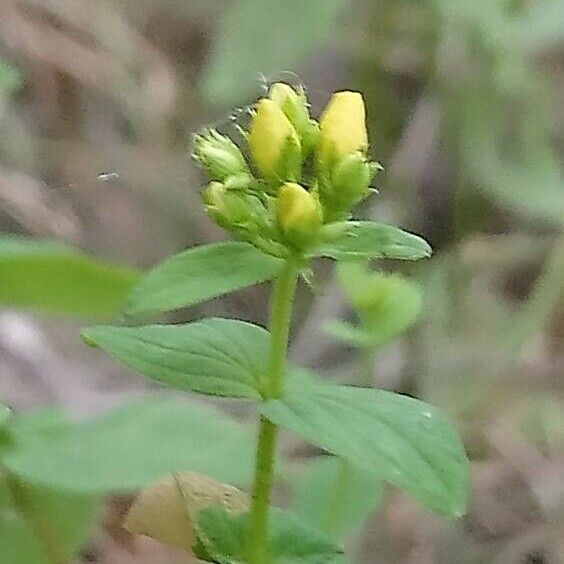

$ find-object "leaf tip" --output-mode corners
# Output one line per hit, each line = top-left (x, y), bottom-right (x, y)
(80, 329), (100, 348)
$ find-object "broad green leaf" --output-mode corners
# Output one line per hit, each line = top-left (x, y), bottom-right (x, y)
(327, 262), (423, 349)
(0, 236), (139, 316)
(262, 380), (469, 517)
(7, 408), (70, 445)
(82, 318), (269, 399)
(125, 242), (283, 316)
(4, 397), (255, 493)
(196, 505), (344, 563)
(1, 407), (71, 465)
(315, 222), (432, 261)
(203, 0), (347, 107)
(1, 475), (100, 564)
(292, 456), (382, 539)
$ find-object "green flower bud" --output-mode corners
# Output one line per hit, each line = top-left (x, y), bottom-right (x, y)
(276, 182), (322, 251)
(193, 129), (249, 182)
(248, 99), (301, 183)
(320, 151), (379, 212)
(203, 182), (265, 234)
(268, 82), (319, 157)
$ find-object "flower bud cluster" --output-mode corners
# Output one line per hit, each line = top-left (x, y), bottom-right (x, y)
(193, 83), (381, 257)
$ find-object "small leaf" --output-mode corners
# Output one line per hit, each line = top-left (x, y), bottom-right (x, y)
(196, 505), (344, 563)
(328, 262), (423, 348)
(125, 472), (249, 553)
(0, 236), (139, 316)
(292, 456), (382, 539)
(125, 241), (283, 316)
(4, 397), (255, 493)
(83, 318), (270, 399)
(262, 380), (469, 517)
(323, 320), (377, 348)
(315, 221), (432, 261)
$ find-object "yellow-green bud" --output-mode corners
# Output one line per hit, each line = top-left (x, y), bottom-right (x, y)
(203, 182), (264, 234)
(248, 99), (301, 183)
(193, 129), (249, 182)
(268, 82), (319, 157)
(317, 91), (368, 169)
(276, 183), (322, 251)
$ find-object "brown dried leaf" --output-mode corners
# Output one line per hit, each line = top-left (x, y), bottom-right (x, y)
(124, 472), (249, 553)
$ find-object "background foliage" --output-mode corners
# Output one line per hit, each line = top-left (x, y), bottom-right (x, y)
(0, 0), (563, 561)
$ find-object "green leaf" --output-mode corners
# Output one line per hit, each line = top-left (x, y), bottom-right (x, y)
(327, 262), (423, 349)
(0, 236), (139, 316)
(125, 241), (283, 316)
(82, 318), (269, 399)
(1, 476), (100, 564)
(7, 408), (70, 444)
(292, 456), (382, 539)
(323, 321), (376, 349)
(203, 0), (347, 107)
(196, 505), (344, 563)
(316, 222), (432, 261)
(262, 380), (469, 517)
(4, 397), (255, 493)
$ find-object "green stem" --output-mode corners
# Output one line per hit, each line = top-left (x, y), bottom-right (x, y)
(248, 260), (299, 564)
(7, 475), (68, 564)
(321, 459), (352, 536)
(325, 345), (377, 537)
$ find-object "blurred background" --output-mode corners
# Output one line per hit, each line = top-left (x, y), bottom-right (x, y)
(1, 0), (563, 562)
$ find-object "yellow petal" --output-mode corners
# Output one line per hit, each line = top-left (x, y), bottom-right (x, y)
(249, 99), (299, 178)
(318, 91), (368, 163)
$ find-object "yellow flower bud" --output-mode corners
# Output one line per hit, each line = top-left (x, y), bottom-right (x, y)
(317, 91), (368, 167)
(268, 82), (319, 158)
(248, 99), (301, 182)
(276, 183), (322, 251)
(268, 82), (299, 107)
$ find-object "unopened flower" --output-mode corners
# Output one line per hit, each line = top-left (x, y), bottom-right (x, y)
(248, 99), (301, 183)
(320, 152), (381, 217)
(193, 129), (249, 182)
(317, 91), (368, 168)
(203, 182), (264, 235)
(268, 82), (318, 157)
(276, 182), (322, 250)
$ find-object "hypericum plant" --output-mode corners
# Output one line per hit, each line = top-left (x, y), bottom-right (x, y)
(80, 83), (469, 563)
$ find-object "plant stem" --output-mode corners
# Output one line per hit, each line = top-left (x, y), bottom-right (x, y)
(7, 475), (68, 564)
(325, 345), (377, 537)
(248, 260), (299, 564)
(321, 459), (352, 536)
